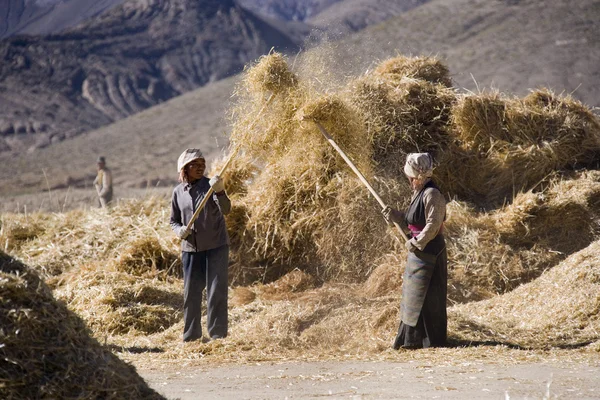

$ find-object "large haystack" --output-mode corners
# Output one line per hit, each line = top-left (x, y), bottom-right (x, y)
(449, 240), (600, 349)
(0, 251), (164, 399)
(444, 90), (600, 206)
(349, 58), (455, 177)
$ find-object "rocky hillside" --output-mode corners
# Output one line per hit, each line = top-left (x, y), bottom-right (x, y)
(0, 0), (298, 153)
(0, 0), (123, 38)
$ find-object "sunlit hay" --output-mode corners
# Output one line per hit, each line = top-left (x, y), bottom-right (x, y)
(492, 171), (600, 255)
(229, 52), (305, 160)
(313, 178), (402, 282)
(259, 269), (317, 300)
(449, 240), (600, 349)
(0, 251), (164, 399)
(229, 78), (308, 161)
(230, 286), (256, 306)
(0, 212), (49, 252)
(3, 197), (178, 281)
(111, 236), (181, 278)
(297, 94), (373, 178)
(361, 252), (404, 298)
(449, 90), (600, 206)
(244, 52), (298, 96)
(55, 265), (182, 336)
(444, 200), (562, 300)
(349, 73), (455, 177)
(374, 55), (453, 87)
(209, 153), (258, 196)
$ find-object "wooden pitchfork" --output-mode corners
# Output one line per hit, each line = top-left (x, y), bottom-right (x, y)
(310, 120), (437, 265)
(185, 93), (276, 231)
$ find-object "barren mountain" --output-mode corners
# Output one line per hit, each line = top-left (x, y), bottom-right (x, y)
(1, 0), (599, 203)
(331, 0), (600, 108)
(0, 0), (298, 153)
(0, 0), (123, 38)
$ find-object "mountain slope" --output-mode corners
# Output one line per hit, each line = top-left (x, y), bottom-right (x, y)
(0, 0), (297, 152)
(332, 0), (600, 107)
(0, 0), (123, 38)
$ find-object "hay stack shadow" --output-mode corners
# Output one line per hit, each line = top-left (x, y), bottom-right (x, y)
(0, 251), (165, 399)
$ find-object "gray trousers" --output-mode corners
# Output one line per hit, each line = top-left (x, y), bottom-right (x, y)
(182, 245), (229, 342)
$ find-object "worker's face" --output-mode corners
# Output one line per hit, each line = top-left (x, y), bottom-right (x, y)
(408, 176), (422, 190)
(97, 162), (105, 170)
(186, 158), (205, 181)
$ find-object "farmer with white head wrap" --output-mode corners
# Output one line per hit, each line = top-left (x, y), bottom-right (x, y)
(382, 152), (448, 349)
(170, 148), (231, 342)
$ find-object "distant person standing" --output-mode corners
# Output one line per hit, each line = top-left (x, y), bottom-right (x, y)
(93, 156), (113, 208)
(170, 148), (231, 342)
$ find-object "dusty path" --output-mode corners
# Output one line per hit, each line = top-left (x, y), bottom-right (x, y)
(139, 360), (600, 399)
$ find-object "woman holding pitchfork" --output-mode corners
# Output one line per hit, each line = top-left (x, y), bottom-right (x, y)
(170, 148), (231, 342)
(382, 153), (448, 349)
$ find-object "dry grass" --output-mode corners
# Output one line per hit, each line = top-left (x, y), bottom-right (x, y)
(445, 89), (600, 206)
(2, 52), (600, 373)
(0, 251), (164, 399)
(450, 240), (600, 349)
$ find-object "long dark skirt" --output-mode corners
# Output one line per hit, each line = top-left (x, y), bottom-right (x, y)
(394, 235), (447, 349)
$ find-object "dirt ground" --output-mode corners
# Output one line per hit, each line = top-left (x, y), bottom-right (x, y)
(139, 359), (600, 399)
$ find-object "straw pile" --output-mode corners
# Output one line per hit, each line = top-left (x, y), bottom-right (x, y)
(349, 56), (455, 177)
(2, 51), (600, 367)
(0, 251), (164, 399)
(443, 89), (600, 206)
(55, 265), (183, 336)
(449, 239), (600, 349)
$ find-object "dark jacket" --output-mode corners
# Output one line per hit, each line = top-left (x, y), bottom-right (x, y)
(170, 177), (231, 252)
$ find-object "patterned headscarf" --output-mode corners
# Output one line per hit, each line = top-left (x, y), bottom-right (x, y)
(403, 153), (434, 179)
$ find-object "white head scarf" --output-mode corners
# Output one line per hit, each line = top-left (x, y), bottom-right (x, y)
(177, 148), (204, 172)
(404, 153), (434, 179)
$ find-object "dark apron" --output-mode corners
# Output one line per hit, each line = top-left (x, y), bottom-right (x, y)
(401, 234), (445, 326)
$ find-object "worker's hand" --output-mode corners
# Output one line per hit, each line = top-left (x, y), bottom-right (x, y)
(177, 226), (192, 240)
(381, 206), (404, 226)
(209, 175), (225, 193)
(405, 238), (419, 252)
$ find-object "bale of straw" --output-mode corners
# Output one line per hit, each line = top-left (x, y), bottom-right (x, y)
(0, 251), (164, 399)
(449, 239), (600, 348)
(297, 94), (372, 175)
(373, 55), (453, 87)
(444, 200), (562, 299)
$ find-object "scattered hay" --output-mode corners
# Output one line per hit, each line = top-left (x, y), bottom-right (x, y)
(0, 251), (164, 399)
(260, 269), (317, 300)
(112, 236), (180, 278)
(361, 254), (403, 298)
(55, 266), (182, 336)
(230, 286), (256, 306)
(450, 239), (600, 348)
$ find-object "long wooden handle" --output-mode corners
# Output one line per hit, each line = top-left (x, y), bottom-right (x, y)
(186, 93), (275, 231)
(313, 121), (410, 242)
